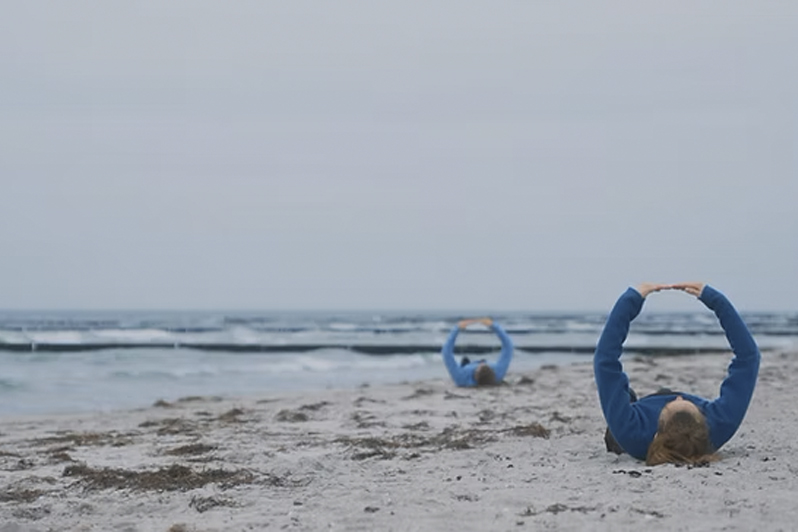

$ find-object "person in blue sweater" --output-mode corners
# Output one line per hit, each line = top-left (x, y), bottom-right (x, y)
(441, 318), (514, 387)
(594, 282), (760, 466)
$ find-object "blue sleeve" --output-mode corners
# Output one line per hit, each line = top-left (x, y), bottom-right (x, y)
(488, 323), (513, 381)
(700, 286), (761, 445)
(441, 326), (470, 387)
(594, 288), (646, 444)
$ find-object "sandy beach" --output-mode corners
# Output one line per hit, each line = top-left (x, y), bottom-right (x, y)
(2, 349), (797, 532)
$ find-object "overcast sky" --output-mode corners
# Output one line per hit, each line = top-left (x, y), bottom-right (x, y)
(1, 2), (796, 312)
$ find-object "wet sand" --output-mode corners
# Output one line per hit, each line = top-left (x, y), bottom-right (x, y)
(1, 349), (797, 531)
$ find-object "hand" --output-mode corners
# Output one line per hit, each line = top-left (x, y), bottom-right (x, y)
(458, 319), (478, 329)
(670, 282), (705, 298)
(635, 283), (671, 298)
(458, 318), (492, 329)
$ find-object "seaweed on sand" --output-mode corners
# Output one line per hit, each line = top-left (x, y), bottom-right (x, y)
(337, 421), (550, 459)
(62, 463), (254, 492)
(275, 409), (309, 422)
(189, 495), (238, 513)
(163, 443), (217, 456)
(138, 418), (200, 436)
(336, 426), (499, 458)
(29, 431), (134, 448)
(218, 408), (246, 423)
(0, 488), (43, 503)
(504, 423), (550, 439)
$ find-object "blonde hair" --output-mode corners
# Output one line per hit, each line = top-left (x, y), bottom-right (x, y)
(474, 364), (497, 386)
(646, 410), (717, 466)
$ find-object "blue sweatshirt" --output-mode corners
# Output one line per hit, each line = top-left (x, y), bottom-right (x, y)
(441, 323), (514, 387)
(594, 286), (760, 460)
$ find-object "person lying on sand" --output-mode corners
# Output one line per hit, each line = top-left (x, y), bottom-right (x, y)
(594, 282), (761, 466)
(441, 317), (513, 387)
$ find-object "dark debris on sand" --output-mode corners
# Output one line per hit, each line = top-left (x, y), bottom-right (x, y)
(300, 401), (331, 411)
(29, 431), (135, 448)
(189, 494), (238, 513)
(503, 423), (550, 439)
(337, 426), (498, 459)
(276, 409), (309, 422)
(402, 388), (435, 400)
(164, 443), (218, 456)
(402, 421), (431, 431)
(139, 418), (200, 436)
(178, 396), (224, 404)
(443, 390), (468, 400)
(62, 463), (255, 492)
(337, 420), (551, 460)
(0, 488), (43, 503)
(48, 450), (76, 463)
(138, 409), (247, 436)
(351, 411), (386, 429)
(218, 408), (246, 423)
(353, 396), (386, 407)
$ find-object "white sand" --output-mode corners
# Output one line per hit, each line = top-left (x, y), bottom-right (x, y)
(2, 350), (797, 532)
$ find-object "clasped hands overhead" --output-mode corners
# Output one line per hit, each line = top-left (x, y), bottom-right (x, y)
(636, 282), (705, 298)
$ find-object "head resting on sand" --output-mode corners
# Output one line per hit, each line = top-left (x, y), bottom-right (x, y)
(646, 396), (716, 466)
(474, 363), (497, 386)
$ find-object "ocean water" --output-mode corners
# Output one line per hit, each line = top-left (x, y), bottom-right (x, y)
(1, 310), (796, 416)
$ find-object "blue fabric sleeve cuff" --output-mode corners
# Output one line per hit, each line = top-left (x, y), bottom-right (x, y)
(699, 285), (721, 305)
(626, 287), (645, 301)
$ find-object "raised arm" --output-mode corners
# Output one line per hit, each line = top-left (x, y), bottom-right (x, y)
(489, 322), (513, 381)
(673, 283), (760, 443)
(594, 284), (667, 444)
(441, 324), (469, 386)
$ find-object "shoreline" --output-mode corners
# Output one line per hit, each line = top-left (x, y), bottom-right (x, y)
(0, 350), (594, 418)
(1, 349), (797, 531)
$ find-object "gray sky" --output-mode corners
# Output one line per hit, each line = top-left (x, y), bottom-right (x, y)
(1, 2), (796, 311)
